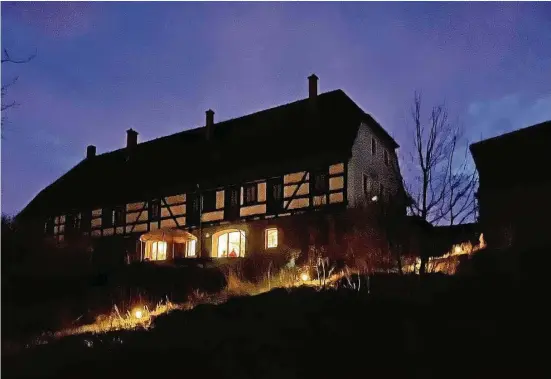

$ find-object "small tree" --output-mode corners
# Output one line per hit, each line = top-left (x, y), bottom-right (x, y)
(404, 92), (478, 275)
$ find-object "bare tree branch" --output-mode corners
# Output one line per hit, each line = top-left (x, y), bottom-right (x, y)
(402, 91), (479, 275)
(1, 49), (36, 130)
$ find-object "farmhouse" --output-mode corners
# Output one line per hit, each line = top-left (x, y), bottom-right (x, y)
(470, 120), (551, 250)
(18, 75), (405, 262)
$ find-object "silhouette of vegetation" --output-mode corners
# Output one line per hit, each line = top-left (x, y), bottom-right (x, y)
(402, 92), (478, 275)
(1, 48), (36, 129)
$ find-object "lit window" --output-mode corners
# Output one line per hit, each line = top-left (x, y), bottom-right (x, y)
(265, 228), (278, 249)
(186, 239), (197, 257)
(214, 229), (245, 258)
(146, 241), (167, 261)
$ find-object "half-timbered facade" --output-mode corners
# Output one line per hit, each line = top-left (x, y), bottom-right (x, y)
(19, 75), (404, 262)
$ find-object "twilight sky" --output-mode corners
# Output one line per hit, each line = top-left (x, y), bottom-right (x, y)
(1, 2), (550, 216)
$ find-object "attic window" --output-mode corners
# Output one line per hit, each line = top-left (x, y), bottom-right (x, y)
(371, 137), (377, 156)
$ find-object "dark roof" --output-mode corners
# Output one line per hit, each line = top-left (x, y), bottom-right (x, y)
(18, 89), (399, 220)
(470, 120), (551, 188)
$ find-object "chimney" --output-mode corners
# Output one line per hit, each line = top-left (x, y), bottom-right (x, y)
(86, 145), (96, 159)
(308, 74), (318, 99)
(205, 109), (214, 140)
(126, 128), (138, 149)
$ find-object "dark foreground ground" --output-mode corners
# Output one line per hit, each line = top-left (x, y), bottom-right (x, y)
(2, 267), (545, 379)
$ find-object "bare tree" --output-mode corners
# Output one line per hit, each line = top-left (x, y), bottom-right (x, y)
(404, 92), (478, 275)
(1, 48), (36, 128)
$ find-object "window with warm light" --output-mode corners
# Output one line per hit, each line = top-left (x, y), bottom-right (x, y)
(213, 230), (245, 258)
(186, 239), (197, 257)
(146, 241), (167, 261)
(265, 228), (278, 249)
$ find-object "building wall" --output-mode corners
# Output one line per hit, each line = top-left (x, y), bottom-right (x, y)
(347, 122), (401, 207)
(48, 163), (347, 245)
(478, 182), (551, 250)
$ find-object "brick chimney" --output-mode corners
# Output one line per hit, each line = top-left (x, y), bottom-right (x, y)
(205, 109), (214, 140)
(86, 145), (96, 159)
(126, 128), (138, 149)
(308, 74), (318, 99)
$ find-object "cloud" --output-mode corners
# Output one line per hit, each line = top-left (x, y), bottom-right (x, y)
(467, 93), (551, 142)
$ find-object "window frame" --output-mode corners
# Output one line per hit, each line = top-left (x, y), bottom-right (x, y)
(265, 228), (278, 249)
(243, 183), (258, 206)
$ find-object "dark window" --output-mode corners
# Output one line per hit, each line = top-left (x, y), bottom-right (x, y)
(243, 183), (257, 205)
(311, 169), (329, 195)
(202, 190), (217, 212)
(187, 193), (200, 225)
(114, 206), (126, 226)
(229, 187), (240, 208)
(267, 177), (283, 213)
(45, 218), (54, 235)
(102, 208), (114, 228)
(72, 213), (81, 231)
(65, 214), (75, 233)
(81, 211), (91, 231)
(371, 137), (377, 156)
(384, 150), (389, 166)
(363, 174), (371, 197)
(380, 183), (384, 196)
(149, 199), (161, 221)
(225, 186), (240, 221)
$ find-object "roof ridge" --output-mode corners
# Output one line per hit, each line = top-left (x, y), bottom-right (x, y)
(94, 89), (344, 158)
